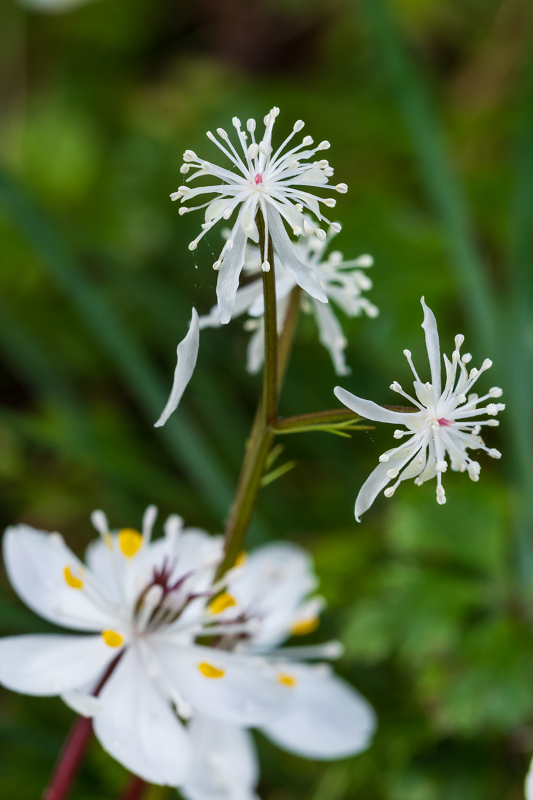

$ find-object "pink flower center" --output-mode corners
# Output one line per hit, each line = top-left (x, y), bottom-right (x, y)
(254, 173), (263, 185)
(437, 418), (452, 427)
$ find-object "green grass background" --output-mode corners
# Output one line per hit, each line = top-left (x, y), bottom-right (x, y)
(0, 0), (532, 797)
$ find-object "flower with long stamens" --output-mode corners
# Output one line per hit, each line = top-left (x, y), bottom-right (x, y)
(200, 233), (378, 376)
(0, 509), (295, 785)
(335, 298), (504, 521)
(173, 107), (348, 323)
(181, 542), (376, 800)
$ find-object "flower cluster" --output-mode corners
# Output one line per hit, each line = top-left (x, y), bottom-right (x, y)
(0, 509), (375, 791)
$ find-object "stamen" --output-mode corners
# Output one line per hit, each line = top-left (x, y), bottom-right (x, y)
(102, 630), (124, 648)
(64, 566), (84, 589)
(290, 617), (319, 636)
(118, 528), (143, 558)
(198, 662), (225, 679)
(277, 672), (297, 687)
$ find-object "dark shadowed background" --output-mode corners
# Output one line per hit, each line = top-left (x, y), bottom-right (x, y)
(0, 0), (532, 797)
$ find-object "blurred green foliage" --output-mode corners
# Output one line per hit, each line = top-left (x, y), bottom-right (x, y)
(0, 0), (531, 797)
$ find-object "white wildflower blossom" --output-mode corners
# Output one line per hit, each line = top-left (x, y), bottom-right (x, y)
(173, 108), (348, 323)
(0, 510), (295, 785)
(181, 542), (376, 800)
(199, 233), (378, 376)
(335, 298), (504, 520)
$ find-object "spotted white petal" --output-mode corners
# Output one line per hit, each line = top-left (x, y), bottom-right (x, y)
(0, 634), (116, 696)
(3, 525), (117, 631)
(181, 716), (259, 800)
(262, 664), (376, 759)
(94, 646), (191, 786)
(154, 643), (293, 726)
(155, 309), (200, 427)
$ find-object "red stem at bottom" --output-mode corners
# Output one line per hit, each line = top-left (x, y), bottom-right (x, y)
(119, 774), (148, 800)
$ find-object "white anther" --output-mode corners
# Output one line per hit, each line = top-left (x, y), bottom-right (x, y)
(91, 510), (109, 536)
(390, 381), (402, 392)
(384, 487), (396, 498)
(270, 107), (280, 117)
(302, 136), (313, 146)
(379, 454), (390, 462)
(488, 449), (502, 459)
(457, 393), (466, 403)
(225, 239), (234, 251)
(262, 261), (270, 272)
(178, 208), (189, 215)
(481, 359), (492, 370)
(436, 485), (445, 497)
(259, 142), (272, 155)
(216, 127), (228, 139)
(436, 460), (447, 472)
(462, 353), (472, 363)
(454, 334), (464, 348)
(292, 226), (302, 236)
(335, 183), (348, 193)
(330, 223), (341, 233)
(386, 469), (399, 478)
(188, 240), (199, 251)
(489, 387), (502, 397)
(247, 119), (256, 133)
(317, 160), (329, 168)
(248, 143), (259, 159)
(213, 260), (221, 270)
(289, 160), (300, 169)
(293, 120), (305, 132)
(452, 351), (460, 362)
(324, 168), (334, 176)
(403, 349), (411, 358)
(206, 131), (216, 142)
(355, 254), (373, 267)
(232, 117), (241, 128)
(469, 368), (479, 379)
(317, 140), (330, 150)
(183, 150), (197, 162)
(179, 186), (191, 195)
(180, 164), (190, 174)
(323, 198), (336, 207)
(486, 419), (499, 426)
(393, 430), (405, 439)
(295, 203), (303, 212)
(316, 229), (327, 241)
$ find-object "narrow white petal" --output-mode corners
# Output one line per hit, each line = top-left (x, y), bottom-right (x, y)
(155, 309), (200, 427)
(3, 525), (116, 631)
(217, 224), (249, 324)
(182, 715), (259, 800)
(0, 634), (116, 696)
(354, 444), (418, 521)
(262, 664), (376, 760)
(94, 646), (190, 786)
(334, 387), (419, 426)
(526, 759), (533, 800)
(61, 690), (102, 717)
(420, 297), (442, 397)
(153, 643), (293, 726)
(246, 326), (265, 374)
(312, 299), (349, 376)
(265, 205), (328, 303)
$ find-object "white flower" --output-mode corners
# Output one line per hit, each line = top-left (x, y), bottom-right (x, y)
(199, 234), (378, 376)
(181, 542), (376, 800)
(334, 298), (504, 520)
(0, 510), (295, 785)
(173, 108), (349, 323)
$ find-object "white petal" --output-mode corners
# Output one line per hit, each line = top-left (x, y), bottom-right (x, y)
(354, 444), (419, 521)
(228, 542), (317, 648)
(420, 297), (441, 398)
(155, 309), (200, 427)
(334, 387), (419, 426)
(265, 205), (328, 304)
(217, 223), (249, 325)
(61, 690), (102, 717)
(312, 299), (349, 376)
(246, 326), (265, 375)
(0, 634), (116, 695)
(94, 646), (190, 786)
(3, 525), (116, 631)
(525, 759), (533, 800)
(154, 643), (293, 726)
(262, 664), (376, 760)
(182, 716), (259, 800)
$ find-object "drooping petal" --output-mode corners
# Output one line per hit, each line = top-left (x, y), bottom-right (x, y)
(3, 525), (117, 631)
(0, 634), (116, 696)
(153, 643), (293, 726)
(420, 297), (441, 398)
(155, 309), (200, 427)
(525, 759), (533, 800)
(354, 442), (420, 521)
(334, 387), (419, 427)
(94, 646), (190, 786)
(262, 664), (376, 760)
(217, 222), (249, 325)
(265, 205), (328, 304)
(312, 299), (349, 376)
(181, 715), (259, 800)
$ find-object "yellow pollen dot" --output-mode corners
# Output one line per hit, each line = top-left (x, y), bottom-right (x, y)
(63, 566), (84, 589)
(277, 672), (297, 688)
(198, 662), (226, 679)
(290, 616), (319, 636)
(234, 551), (247, 568)
(103, 533), (113, 550)
(118, 528), (143, 558)
(208, 593), (237, 615)
(102, 630), (124, 648)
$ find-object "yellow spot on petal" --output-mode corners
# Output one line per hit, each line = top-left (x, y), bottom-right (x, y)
(102, 630), (124, 648)
(234, 551), (247, 568)
(118, 528), (143, 558)
(103, 533), (113, 551)
(277, 672), (297, 688)
(63, 566), (84, 589)
(208, 592), (237, 615)
(290, 616), (319, 636)
(198, 662), (225, 679)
